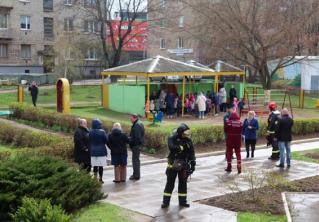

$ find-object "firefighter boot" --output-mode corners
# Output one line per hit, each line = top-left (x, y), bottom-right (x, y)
(179, 195), (190, 208)
(237, 164), (242, 174)
(161, 194), (171, 208)
(225, 163), (232, 172)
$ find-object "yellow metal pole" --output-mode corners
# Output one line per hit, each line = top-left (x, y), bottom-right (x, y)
(182, 76), (185, 117)
(17, 85), (24, 103)
(147, 75), (150, 112)
(299, 89), (304, 109)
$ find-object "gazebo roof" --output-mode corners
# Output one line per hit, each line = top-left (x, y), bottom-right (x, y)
(186, 60), (214, 70)
(104, 55), (215, 73)
(208, 60), (243, 72)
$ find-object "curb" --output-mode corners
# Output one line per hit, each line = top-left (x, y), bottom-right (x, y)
(282, 192), (292, 222)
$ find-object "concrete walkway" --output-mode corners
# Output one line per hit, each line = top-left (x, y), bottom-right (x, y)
(101, 141), (319, 222)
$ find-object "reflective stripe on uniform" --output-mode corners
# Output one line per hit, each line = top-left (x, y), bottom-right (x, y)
(178, 193), (187, 197)
(164, 192), (172, 197)
(167, 164), (173, 168)
(267, 130), (275, 134)
(272, 150), (280, 153)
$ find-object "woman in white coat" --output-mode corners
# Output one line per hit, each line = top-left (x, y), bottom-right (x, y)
(196, 92), (207, 119)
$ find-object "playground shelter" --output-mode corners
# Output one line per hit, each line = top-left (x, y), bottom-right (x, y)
(101, 56), (245, 116)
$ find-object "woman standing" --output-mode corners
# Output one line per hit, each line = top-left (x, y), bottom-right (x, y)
(89, 119), (108, 183)
(219, 85), (227, 112)
(242, 111), (259, 158)
(196, 92), (207, 119)
(107, 123), (130, 183)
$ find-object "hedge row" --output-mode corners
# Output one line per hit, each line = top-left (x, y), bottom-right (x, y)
(0, 121), (73, 160)
(8, 104), (319, 151)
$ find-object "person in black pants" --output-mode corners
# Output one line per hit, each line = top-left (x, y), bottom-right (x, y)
(73, 118), (91, 172)
(242, 111), (259, 158)
(28, 81), (39, 107)
(161, 123), (196, 208)
(129, 114), (145, 180)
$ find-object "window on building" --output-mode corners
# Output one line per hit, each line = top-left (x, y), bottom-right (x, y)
(64, 47), (73, 60)
(64, 0), (72, 5)
(86, 48), (97, 60)
(0, 44), (8, 57)
(179, 16), (184, 28)
(84, 0), (97, 8)
(43, 0), (53, 11)
(160, 0), (166, 8)
(44, 17), (54, 39)
(160, 38), (166, 49)
(0, 13), (8, 29)
(20, 15), (31, 30)
(178, 37), (184, 48)
(21, 44), (31, 59)
(84, 20), (99, 33)
(160, 19), (165, 28)
(64, 18), (74, 31)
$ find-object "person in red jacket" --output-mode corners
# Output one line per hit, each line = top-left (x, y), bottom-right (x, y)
(225, 112), (243, 174)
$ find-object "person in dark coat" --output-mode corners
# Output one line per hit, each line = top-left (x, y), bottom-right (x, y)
(267, 102), (281, 160)
(229, 85), (237, 102)
(129, 114), (145, 180)
(161, 123), (196, 208)
(74, 118), (91, 172)
(225, 112), (243, 174)
(165, 92), (175, 119)
(89, 119), (108, 183)
(276, 108), (294, 168)
(242, 111), (259, 158)
(107, 123), (130, 183)
(28, 81), (39, 107)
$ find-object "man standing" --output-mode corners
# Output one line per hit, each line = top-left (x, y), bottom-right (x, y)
(129, 114), (145, 180)
(28, 81), (39, 107)
(267, 102), (281, 160)
(276, 108), (294, 168)
(225, 112), (243, 174)
(161, 123), (196, 208)
(73, 119), (91, 172)
(229, 85), (237, 102)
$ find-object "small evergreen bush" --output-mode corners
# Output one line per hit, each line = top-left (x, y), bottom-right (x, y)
(12, 197), (70, 222)
(0, 155), (104, 221)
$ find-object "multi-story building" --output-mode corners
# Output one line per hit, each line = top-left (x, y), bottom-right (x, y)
(0, 0), (102, 77)
(147, 0), (202, 62)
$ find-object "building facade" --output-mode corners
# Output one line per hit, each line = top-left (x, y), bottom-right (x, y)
(0, 0), (102, 77)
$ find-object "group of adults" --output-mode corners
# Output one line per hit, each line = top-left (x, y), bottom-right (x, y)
(73, 114), (144, 183)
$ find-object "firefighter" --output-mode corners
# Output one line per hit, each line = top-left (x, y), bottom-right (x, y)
(267, 102), (281, 160)
(161, 123), (196, 209)
(225, 112), (243, 174)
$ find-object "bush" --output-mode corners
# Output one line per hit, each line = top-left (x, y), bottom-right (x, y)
(12, 197), (70, 222)
(0, 155), (104, 221)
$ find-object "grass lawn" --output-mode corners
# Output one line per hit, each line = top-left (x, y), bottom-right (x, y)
(292, 148), (319, 164)
(238, 212), (287, 222)
(0, 85), (101, 108)
(0, 144), (18, 154)
(72, 202), (137, 222)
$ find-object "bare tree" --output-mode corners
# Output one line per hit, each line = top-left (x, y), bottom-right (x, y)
(188, 0), (319, 90)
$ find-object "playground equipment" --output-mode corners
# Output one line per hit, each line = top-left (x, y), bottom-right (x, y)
(56, 78), (70, 114)
(242, 87), (293, 118)
(0, 80), (25, 103)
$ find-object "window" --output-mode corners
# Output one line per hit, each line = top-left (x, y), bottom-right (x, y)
(179, 16), (184, 28)
(86, 48), (97, 60)
(178, 37), (184, 48)
(43, 0), (53, 11)
(0, 44), (8, 58)
(21, 44), (31, 59)
(44, 17), (54, 39)
(64, 0), (72, 5)
(64, 18), (74, 31)
(84, 20), (99, 33)
(84, 0), (97, 8)
(64, 48), (73, 60)
(20, 15), (31, 30)
(159, 19), (165, 28)
(160, 0), (166, 8)
(160, 38), (166, 49)
(0, 13), (8, 29)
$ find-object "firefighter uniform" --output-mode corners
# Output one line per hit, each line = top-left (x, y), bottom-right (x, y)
(161, 124), (196, 208)
(225, 112), (243, 173)
(267, 110), (281, 160)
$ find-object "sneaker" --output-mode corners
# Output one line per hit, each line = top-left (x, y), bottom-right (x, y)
(179, 203), (190, 208)
(113, 180), (121, 183)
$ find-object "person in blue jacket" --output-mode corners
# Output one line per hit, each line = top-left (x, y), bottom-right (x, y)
(242, 111), (259, 158)
(89, 119), (108, 183)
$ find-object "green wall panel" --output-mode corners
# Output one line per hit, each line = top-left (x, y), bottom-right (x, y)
(109, 84), (145, 116)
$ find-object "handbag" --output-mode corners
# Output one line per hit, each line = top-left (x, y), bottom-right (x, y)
(172, 159), (185, 172)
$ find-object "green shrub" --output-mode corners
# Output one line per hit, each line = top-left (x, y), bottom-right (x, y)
(0, 155), (104, 221)
(12, 197), (70, 222)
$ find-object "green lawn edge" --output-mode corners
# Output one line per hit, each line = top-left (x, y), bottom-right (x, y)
(237, 212), (287, 222)
(292, 148), (319, 163)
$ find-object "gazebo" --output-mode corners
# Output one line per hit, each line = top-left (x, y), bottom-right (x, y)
(101, 56), (245, 116)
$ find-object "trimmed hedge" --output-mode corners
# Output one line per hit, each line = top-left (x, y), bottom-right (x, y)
(0, 121), (73, 160)
(9, 104), (319, 151)
(0, 155), (104, 221)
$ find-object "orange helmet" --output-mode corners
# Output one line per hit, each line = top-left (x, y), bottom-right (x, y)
(268, 101), (277, 111)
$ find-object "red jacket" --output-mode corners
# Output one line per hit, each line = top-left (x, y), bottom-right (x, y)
(225, 119), (243, 148)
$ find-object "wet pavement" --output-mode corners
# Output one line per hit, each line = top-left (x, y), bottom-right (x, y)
(285, 193), (319, 222)
(101, 141), (319, 222)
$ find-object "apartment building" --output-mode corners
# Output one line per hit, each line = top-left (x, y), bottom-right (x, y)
(0, 0), (102, 77)
(147, 0), (202, 62)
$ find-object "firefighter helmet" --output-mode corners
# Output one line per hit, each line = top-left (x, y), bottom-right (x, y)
(268, 101), (277, 111)
(177, 123), (190, 137)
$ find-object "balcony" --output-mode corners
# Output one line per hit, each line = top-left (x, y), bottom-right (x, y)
(0, 0), (13, 9)
(0, 29), (12, 40)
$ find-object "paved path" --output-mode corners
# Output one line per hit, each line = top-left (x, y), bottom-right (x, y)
(101, 141), (319, 222)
